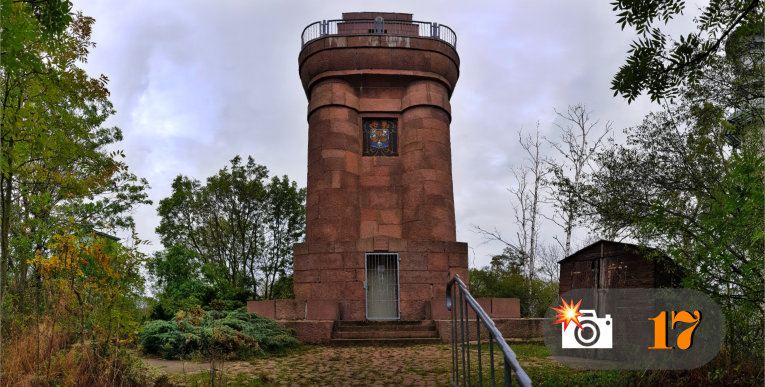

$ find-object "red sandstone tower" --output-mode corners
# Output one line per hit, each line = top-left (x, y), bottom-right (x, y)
(293, 12), (467, 321)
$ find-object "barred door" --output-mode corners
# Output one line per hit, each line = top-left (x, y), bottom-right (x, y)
(365, 253), (400, 320)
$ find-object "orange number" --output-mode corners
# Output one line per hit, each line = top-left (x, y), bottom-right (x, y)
(649, 310), (702, 350)
(671, 310), (701, 350)
(649, 311), (672, 349)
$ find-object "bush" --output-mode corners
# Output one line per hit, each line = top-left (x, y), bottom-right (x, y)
(139, 307), (299, 360)
(469, 268), (559, 317)
(2, 321), (163, 386)
(139, 320), (187, 359)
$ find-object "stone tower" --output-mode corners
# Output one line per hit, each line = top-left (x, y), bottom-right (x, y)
(293, 12), (467, 321)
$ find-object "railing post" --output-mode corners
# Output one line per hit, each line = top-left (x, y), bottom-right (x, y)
(431, 22), (439, 38)
(477, 316), (482, 386)
(489, 331), (496, 386)
(465, 295), (471, 386)
(320, 20), (328, 36)
(504, 358), (511, 387)
(446, 274), (532, 387)
(459, 290), (467, 386)
(451, 285), (458, 385)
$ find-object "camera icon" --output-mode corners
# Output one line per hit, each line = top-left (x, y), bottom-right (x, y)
(561, 310), (613, 349)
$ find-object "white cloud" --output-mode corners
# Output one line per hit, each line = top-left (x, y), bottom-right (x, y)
(72, 0), (700, 268)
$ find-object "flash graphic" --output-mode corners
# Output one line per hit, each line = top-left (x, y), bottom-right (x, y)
(551, 298), (583, 331)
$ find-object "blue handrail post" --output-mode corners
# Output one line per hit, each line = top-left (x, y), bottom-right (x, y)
(446, 274), (532, 386)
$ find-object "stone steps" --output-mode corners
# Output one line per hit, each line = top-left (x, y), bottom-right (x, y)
(329, 337), (443, 346)
(330, 320), (441, 346)
(333, 329), (437, 339)
(335, 320), (436, 331)
(335, 320), (436, 326)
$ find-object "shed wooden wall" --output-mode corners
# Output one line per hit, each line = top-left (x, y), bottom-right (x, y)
(559, 241), (667, 294)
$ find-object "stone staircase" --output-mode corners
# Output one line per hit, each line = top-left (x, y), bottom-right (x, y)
(330, 320), (442, 346)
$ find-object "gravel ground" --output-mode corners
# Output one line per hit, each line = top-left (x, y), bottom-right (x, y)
(142, 344), (456, 385)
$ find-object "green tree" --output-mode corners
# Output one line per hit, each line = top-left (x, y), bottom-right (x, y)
(0, 0), (150, 302)
(157, 156), (268, 292)
(261, 176), (305, 299)
(147, 245), (207, 316)
(1, 2), (151, 382)
(611, 0), (763, 102)
(575, 37), (763, 357)
(29, 229), (147, 367)
(156, 156), (305, 304)
(0, 2), (152, 384)
(469, 247), (558, 317)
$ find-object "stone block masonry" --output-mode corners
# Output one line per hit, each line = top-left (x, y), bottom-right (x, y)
(292, 237), (467, 320)
(292, 12), (468, 324)
(246, 298), (533, 343)
(250, 12), (476, 340)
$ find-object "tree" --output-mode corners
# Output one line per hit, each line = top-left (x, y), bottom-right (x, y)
(469, 246), (559, 317)
(28, 229), (147, 375)
(147, 245), (208, 315)
(0, 3), (150, 379)
(476, 124), (548, 282)
(155, 156), (305, 304)
(535, 243), (562, 282)
(157, 156), (268, 293)
(611, 0), (763, 102)
(1, 2), (151, 383)
(545, 104), (611, 257)
(261, 176), (305, 299)
(0, 0), (150, 301)
(575, 38), (763, 357)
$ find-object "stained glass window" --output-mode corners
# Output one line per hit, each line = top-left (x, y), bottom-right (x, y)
(363, 118), (398, 156)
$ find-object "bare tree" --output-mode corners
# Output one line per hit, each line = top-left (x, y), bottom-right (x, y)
(545, 104), (611, 257)
(475, 123), (549, 282)
(536, 243), (563, 282)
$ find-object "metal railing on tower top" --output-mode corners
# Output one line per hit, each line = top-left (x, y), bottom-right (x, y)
(301, 18), (457, 49)
(446, 274), (532, 386)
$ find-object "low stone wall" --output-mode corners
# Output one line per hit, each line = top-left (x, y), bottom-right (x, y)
(247, 298), (536, 344)
(267, 318), (543, 344)
(247, 299), (339, 320)
(280, 320), (335, 343)
(248, 297), (520, 322)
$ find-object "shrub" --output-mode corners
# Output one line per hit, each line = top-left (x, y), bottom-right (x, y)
(139, 320), (187, 359)
(2, 322), (162, 386)
(139, 307), (299, 360)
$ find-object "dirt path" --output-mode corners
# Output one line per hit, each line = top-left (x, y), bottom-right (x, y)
(140, 356), (252, 374)
(141, 344), (454, 385)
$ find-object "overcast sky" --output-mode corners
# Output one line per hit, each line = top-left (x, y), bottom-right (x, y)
(71, 0), (701, 269)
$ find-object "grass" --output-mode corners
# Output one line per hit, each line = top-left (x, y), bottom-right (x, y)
(148, 342), (762, 386)
(451, 342), (628, 386)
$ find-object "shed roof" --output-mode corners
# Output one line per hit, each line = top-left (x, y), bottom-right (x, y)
(557, 239), (661, 264)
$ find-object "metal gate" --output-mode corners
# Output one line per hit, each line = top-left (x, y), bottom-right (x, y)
(364, 253), (400, 320)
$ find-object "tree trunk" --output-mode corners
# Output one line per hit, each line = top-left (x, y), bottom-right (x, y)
(1, 165), (12, 295)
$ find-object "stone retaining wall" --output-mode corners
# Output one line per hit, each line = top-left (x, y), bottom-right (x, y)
(247, 298), (542, 344)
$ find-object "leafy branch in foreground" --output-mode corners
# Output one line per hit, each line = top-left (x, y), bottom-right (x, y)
(611, 0), (763, 102)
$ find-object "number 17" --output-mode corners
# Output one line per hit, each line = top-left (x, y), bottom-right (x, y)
(648, 310), (701, 350)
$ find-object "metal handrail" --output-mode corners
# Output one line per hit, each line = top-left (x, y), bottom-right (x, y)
(300, 18), (457, 49)
(446, 274), (532, 387)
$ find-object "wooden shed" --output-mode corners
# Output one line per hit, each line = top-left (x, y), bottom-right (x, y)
(558, 240), (682, 295)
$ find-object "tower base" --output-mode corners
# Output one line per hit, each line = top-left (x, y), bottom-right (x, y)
(292, 236), (468, 321)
